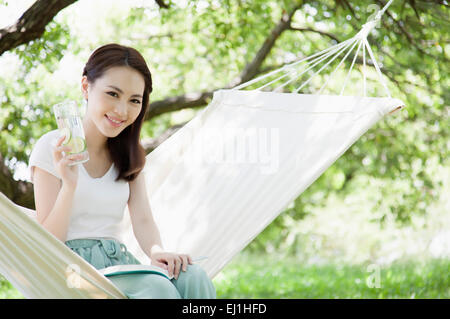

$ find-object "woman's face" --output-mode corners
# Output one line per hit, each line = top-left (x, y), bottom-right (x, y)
(81, 65), (145, 138)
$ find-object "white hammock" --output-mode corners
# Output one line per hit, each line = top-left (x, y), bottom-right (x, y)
(0, 1), (404, 299)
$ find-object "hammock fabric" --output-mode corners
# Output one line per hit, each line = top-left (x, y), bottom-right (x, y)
(0, 0), (404, 299)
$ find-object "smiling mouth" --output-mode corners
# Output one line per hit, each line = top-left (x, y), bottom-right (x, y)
(105, 115), (125, 126)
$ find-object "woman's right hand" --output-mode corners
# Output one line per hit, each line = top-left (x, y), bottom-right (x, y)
(52, 135), (83, 190)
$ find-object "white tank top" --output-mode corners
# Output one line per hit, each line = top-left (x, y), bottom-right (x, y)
(28, 130), (130, 242)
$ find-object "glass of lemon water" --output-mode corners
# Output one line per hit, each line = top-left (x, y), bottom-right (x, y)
(52, 100), (89, 166)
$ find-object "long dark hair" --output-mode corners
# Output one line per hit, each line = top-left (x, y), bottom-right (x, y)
(82, 43), (152, 182)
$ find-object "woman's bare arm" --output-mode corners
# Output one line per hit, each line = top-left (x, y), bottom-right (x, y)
(33, 167), (75, 242)
(128, 171), (164, 258)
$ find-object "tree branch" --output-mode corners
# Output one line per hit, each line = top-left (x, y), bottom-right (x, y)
(0, 0), (78, 56)
(228, 4), (303, 87)
(145, 91), (213, 120)
(0, 0), (172, 56)
(288, 26), (340, 42)
(375, 0), (445, 61)
(155, 0), (170, 9)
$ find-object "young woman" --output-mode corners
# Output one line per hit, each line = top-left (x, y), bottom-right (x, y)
(29, 43), (216, 299)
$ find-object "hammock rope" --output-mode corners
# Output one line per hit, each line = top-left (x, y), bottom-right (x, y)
(338, 40), (363, 96)
(256, 39), (353, 91)
(293, 39), (359, 94)
(234, 0), (395, 96)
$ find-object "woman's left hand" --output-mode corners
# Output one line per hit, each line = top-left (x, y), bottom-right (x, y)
(150, 251), (193, 279)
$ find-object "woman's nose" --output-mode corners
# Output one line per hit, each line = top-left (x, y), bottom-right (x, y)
(114, 102), (128, 118)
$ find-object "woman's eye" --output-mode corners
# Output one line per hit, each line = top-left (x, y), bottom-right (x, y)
(107, 92), (140, 104)
(107, 91), (118, 97)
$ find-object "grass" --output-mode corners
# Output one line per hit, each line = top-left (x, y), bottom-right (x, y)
(0, 277), (24, 299)
(212, 253), (450, 299)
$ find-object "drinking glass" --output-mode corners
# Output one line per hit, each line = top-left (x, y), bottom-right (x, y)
(52, 100), (89, 166)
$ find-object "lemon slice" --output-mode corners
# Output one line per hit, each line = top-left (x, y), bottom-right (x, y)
(69, 136), (86, 154)
(60, 127), (71, 145)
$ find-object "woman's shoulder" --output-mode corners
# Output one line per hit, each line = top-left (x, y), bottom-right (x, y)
(29, 129), (60, 182)
(36, 129), (60, 144)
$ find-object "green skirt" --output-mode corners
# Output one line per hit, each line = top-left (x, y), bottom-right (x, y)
(65, 238), (216, 299)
